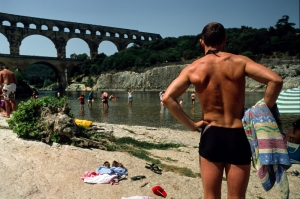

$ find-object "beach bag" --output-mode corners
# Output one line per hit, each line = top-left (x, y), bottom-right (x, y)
(287, 142), (300, 162)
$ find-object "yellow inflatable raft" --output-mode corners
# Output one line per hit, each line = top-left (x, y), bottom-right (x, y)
(74, 118), (93, 127)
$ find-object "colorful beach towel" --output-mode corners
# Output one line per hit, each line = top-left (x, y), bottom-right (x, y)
(242, 99), (291, 199)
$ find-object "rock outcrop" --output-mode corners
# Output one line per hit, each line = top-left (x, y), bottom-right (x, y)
(79, 59), (300, 92)
(245, 59), (300, 91)
(36, 104), (113, 149)
(65, 83), (92, 91)
(38, 104), (78, 143)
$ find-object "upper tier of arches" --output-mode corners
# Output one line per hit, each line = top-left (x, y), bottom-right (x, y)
(0, 12), (162, 58)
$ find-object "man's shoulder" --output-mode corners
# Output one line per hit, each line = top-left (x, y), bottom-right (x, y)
(186, 58), (205, 68)
(224, 52), (250, 62)
(2, 69), (14, 74)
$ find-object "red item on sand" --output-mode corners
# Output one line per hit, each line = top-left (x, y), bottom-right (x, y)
(152, 185), (167, 197)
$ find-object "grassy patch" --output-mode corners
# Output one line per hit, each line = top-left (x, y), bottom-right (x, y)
(160, 164), (199, 178)
(109, 136), (184, 150)
(91, 134), (105, 139)
(101, 136), (200, 178)
(125, 147), (199, 178)
(165, 157), (178, 162)
(101, 131), (203, 177)
(152, 155), (178, 163)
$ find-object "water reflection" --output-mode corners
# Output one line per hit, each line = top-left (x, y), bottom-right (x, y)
(159, 105), (166, 124)
(191, 105), (195, 116)
(127, 106), (132, 124)
(102, 107), (109, 123)
(88, 104), (100, 118)
(16, 91), (299, 132)
(80, 109), (85, 118)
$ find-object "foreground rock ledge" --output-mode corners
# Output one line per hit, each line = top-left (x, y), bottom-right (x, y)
(0, 118), (299, 199)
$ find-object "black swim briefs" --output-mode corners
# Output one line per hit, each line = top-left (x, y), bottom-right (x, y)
(199, 126), (251, 165)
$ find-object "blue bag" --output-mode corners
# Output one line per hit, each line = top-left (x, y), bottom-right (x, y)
(287, 142), (300, 162)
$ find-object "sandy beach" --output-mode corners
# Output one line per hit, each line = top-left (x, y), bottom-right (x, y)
(0, 116), (300, 199)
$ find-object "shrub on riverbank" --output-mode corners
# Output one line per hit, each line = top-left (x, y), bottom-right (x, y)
(7, 96), (67, 138)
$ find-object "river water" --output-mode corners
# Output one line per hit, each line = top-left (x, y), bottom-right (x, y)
(18, 90), (299, 132)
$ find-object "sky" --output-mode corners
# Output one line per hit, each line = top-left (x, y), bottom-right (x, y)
(0, 0), (299, 58)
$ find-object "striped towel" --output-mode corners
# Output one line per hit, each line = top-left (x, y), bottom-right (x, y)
(242, 99), (291, 199)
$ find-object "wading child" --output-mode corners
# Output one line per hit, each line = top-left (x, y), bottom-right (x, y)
(78, 93), (85, 111)
(179, 99), (184, 107)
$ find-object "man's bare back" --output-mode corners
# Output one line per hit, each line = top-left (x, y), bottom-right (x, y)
(163, 51), (282, 130)
(187, 52), (247, 128)
(0, 68), (17, 85)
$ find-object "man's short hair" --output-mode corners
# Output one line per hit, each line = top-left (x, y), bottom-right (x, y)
(0, 65), (8, 70)
(201, 22), (226, 47)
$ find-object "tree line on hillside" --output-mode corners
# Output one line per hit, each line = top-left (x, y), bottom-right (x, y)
(70, 15), (299, 78)
(18, 15), (299, 89)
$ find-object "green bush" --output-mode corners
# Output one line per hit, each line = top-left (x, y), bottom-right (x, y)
(7, 96), (67, 138)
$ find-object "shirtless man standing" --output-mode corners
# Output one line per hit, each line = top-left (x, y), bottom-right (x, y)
(162, 22), (282, 199)
(0, 66), (18, 118)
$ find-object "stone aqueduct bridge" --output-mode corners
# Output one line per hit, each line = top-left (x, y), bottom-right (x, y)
(0, 12), (162, 88)
(0, 54), (82, 88)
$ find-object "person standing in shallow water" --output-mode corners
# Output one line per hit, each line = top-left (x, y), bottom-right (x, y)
(191, 91), (195, 105)
(128, 90), (134, 106)
(159, 90), (165, 106)
(179, 99), (184, 107)
(162, 22), (283, 199)
(101, 91), (109, 109)
(78, 93), (85, 111)
(87, 91), (94, 108)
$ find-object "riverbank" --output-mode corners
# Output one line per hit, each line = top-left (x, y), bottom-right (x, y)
(78, 60), (299, 92)
(1, 116), (300, 199)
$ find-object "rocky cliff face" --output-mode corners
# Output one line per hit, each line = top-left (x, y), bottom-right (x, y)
(90, 65), (186, 91)
(83, 59), (299, 92)
(245, 59), (300, 91)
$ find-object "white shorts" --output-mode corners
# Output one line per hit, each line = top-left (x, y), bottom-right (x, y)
(2, 83), (16, 100)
